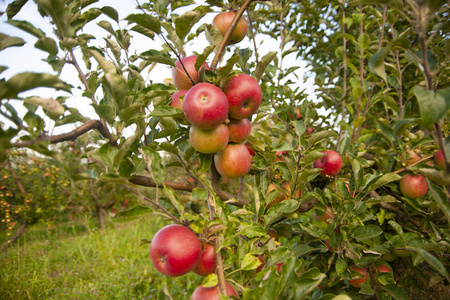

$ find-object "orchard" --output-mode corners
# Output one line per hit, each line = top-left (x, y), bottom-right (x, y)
(1, 0), (450, 299)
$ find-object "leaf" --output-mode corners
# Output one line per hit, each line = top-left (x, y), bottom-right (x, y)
(23, 96), (64, 116)
(0, 72), (71, 99)
(241, 253), (262, 270)
(362, 173), (402, 197)
(369, 49), (387, 82)
(140, 147), (166, 186)
(162, 185), (184, 216)
(353, 224), (383, 241)
(109, 205), (153, 223)
(418, 168), (450, 186)
(428, 182), (450, 225)
(34, 36), (58, 55)
(150, 106), (184, 117)
(307, 130), (338, 148)
(100, 6), (119, 22)
(335, 258), (347, 276)
(6, 19), (45, 38)
(140, 49), (175, 66)
(382, 284), (408, 300)
(255, 51), (277, 83)
(174, 10), (202, 40)
(414, 85), (450, 128)
(264, 200), (300, 226)
(125, 14), (161, 34)
(0, 33), (25, 51)
(104, 72), (129, 111)
(6, 0), (28, 19)
(412, 247), (449, 280)
(202, 273), (218, 288)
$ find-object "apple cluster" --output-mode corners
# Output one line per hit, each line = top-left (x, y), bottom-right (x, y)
(149, 224), (238, 299)
(170, 54), (262, 179)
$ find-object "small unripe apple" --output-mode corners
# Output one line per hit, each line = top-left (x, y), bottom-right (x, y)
(193, 243), (216, 276)
(182, 82), (229, 130)
(214, 143), (252, 179)
(224, 74), (262, 119)
(228, 118), (251, 143)
(399, 173), (428, 198)
(189, 124), (229, 154)
(191, 282), (238, 300)
(212, 11), (248, 45)
(393, 248), (412, 258)
(149, 224), (202, 277)
(172, 55), (209, 90)
(348, 266), (368, 288)
(434, 150), (446, 169)
(313, 150), (343, 177)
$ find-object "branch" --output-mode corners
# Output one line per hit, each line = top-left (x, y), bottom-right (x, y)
(11, 120), (117, 148)
(129, 175), (195, 192)
(210, 161), (250, 207)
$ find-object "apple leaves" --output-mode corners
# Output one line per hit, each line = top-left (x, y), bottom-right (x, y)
(414, 85), (450, 128)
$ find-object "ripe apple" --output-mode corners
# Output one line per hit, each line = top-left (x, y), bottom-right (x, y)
(182, 82), (229, 129)
(212, 11), (248, 45)
(399, 173), (428, 198)
(375, 264), (391, 273)
(149, 224), (202, 277)
(189, 124), (229, 154)
(314, 206), (333, 224)
(224, 74), (262, 119)
(245, 141), (256, 156)
(228, 118), (251, 143)
(193, 243), (216, 276)
(275, 150), (288, 162)
(191, 282), (238, 300)
(172, 55), (210, 90)
(305, 127), (314, 136)
(403, 148), (421, 165)
(348, 266), (368, 288)
(214, 143), (252, 179)
(434, 149), (446, 169)
(313, 150), (343, 177)
(170, 89), (189, 124)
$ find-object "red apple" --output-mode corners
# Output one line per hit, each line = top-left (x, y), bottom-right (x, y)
(305, 127), (314, 136)
(434, 150), (446, 169)
(193, 243), (216, 276)
(314, 206), (333, 224)
(288, 107), (302, 120)
(399, 173), (428, 198)
(228, 118), (251, 143)
(313, 150), (343, 177)
(191, 282), (239, 300)
(404, 148), (421, 165)
(245, 141), (256, 156)
(172, 55), (210, 90)
(182, 82), (229, 129)
(375, 264), (391, 273)
(214, 143), (252, 178)
(275, 151), (288, 162)
(224, 74), (262, 119)
(189, 124), (229, 154)
(149, 224), (202, 277)
(256, 255), (265, 272)
(348, 266), (368, 288)
(170, 89), (189, 124)
(212, 11), (248, 45)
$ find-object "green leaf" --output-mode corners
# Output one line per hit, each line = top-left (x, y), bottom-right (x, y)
(202, 273), (218, 288)
(0, 72), (71, 99)
(104, 72), (129, 111)
(414, 85), (450, 128)
(303, 151), (325, 166)
(412, 247), (449, 280)
(362, 173), (401, 197)
(140, 49), (175, 66)
(23, 96), (64, 117)
(382, 284), (408, 300)
(293, 268), (326, 299)
(150, 106), (185, 118)
(265, 200), (300, 226)
(162, 185), (184, 216)
(174, 10), (202, 40)
(109, 205), (153, 223)
(241, 223), (266, 238)
(369, 49), (387, 82)
(34, 36), (58, 55)
(140, 146), (166, 186)
(91, 103), (116, 125)
(428, 182), (450, 225)
(0, 33), (25, 51)
(353, 224), (383, 241)
(351, 159), (364, 192)
(100, 6), (119, 22)
(255, 51), (277, 83)
(6, 0), (28, 20)
(335, 258), (347, 276)
(6, 19), (45, 38)
(307, 130), (338, 148)
(241, 253), (262, 270)
(125, 14), (161, 35)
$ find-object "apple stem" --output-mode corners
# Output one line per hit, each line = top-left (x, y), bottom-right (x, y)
(210, 0), (254, 73)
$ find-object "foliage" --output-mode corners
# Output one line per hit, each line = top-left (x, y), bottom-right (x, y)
(1, 0), (450, 299)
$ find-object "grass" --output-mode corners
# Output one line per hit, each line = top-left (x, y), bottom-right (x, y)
(0, 215), (203, 299)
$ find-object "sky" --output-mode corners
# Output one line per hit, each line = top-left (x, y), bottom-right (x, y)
(0, 0), (314, 136)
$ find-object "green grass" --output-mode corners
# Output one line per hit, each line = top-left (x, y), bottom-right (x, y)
(0, 216), (203, 299)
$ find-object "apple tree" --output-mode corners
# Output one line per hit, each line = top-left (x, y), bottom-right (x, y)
(1, 0), (450, 298)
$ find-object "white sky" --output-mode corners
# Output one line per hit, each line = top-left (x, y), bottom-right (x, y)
(0, 0), (314, 136)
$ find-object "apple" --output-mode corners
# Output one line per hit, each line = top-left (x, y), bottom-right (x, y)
(399, 173), (428, 198)
(348, 266), (368, 288)
(314, 206), (333, 224)
(245, 141), (256, 156)
(381, 252), (397, 262)
(403, 148), (421, 165)
(224, 74), (262, 119)
(149, 224), (202, 277)
(313, 150), (343, 177)
(182, 82), (229, 130)
(191, 282), (239, 300)
(375, 264), (391, 273)
(434, 149), (446, 169)
(288, 107), (302, 120)
(214, 143), (252, 179)
(189, 124), (229, 154)
(170, 89), (189, 124)
(172, 55), (210, 90)
(275, 150), (288, 162)
(212, 11), (248, 45)
(305, 127), (314, 136)
(193, 243), (216, 276)
(227, 118), (251, 143)
(393, 248), (412, 258)
(266, 181), (301, 208)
